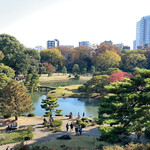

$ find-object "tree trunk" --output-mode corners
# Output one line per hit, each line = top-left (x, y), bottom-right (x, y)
(15, 115), (18, 120)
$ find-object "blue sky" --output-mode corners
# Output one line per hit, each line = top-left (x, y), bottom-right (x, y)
(1, 0), (150, 49)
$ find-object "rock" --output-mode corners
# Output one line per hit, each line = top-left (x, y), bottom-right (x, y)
(57, 135), (71, 140)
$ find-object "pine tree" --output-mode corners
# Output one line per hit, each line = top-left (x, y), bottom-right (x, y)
(0, 80), (34, 120)
(41, 96), (59, 123)
(98, 68), (150, 143)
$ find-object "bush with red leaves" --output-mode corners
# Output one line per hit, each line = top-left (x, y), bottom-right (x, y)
(109, 72), (133, 82)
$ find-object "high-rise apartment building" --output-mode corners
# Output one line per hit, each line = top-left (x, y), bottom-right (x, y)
(47, 39), (59, 49)
(134, 15), (150, 49)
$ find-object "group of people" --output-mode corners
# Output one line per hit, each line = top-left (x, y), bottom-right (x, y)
(69, 112), (85, 119)
(78, 112), (85, 119)
(66, 122), (82, 135)
(7, 122), (18, 131)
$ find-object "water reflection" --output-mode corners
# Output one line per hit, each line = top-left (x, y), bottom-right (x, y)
(30, 92), (99, 118)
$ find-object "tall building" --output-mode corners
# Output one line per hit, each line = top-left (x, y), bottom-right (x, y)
(79, 41), (89, 46)
(47, 39), (59, 49)
(134, 15), (150, 49)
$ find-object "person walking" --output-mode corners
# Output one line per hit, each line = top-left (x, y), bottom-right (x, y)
(79, 126), (82, 135)
(70, 122), (73, 131)
(66, 123), (69, 131)
(75, 126), (79, 135)
(83, 112), (85, 117)
(78, 112), (81, 119)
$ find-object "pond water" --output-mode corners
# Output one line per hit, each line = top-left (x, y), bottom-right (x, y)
(30, 92), (99, 118)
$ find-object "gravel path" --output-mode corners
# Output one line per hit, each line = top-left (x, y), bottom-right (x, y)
(0, 116), (101, 150)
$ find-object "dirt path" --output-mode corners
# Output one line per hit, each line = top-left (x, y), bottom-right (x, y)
(0, 116), (101, 150)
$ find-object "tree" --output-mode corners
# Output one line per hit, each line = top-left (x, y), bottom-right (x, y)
(43, 62), (55, 76)
(82, 68), (87, 74)
(95, 50), (121, 71)
(70, 46), (94, 71)
(101, 68), (122, 76)
(0, 51), (4, 61)
(72, 64), (80, 74)
(95, 44), (121, 55)
(0, 80), (34, 120)
(0, 73), (10, 96)
(62, 66), (67, 74)
(0, 63), (15, 78)
(98, 68), (150, 143)
(79, 75), (109, 94)
(40, 48), (65, 70)
(39, 63), (47, 75)
(0, 34), (28, 75)
(24, 48), (40, 61)
(15, 53), (30, 75)
(29, 73), (39, 92)
(90, 66), (95, 74)
(121, 53), (147, 71)
(109, 72), (133, 83)
(41, 96), (59, 123)
(24, 48), (40, 74)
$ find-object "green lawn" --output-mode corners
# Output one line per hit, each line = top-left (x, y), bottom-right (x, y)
(0, 130), (33, 145)
(36, 136), (107, 150)
(47, 85), (88, 98)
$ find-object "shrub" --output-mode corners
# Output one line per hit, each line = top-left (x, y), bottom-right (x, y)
(31, 145), (50, 150)
(21, 114), (27, 117)
(76, 119), (82, 125)
(65, 115), (69, 117)
(14, 141), (30, 150)
(81, 117), (90, 123)
(93, 72), (101, 76)
(80, 122), (87, 128)
(55, 114), (63, 116)
(3, 114), (12, 118)
(26, 126), (34, 133)
(53, 126), (62, 132)
(78, 85), (86, 92)
(94, 118), (100, 124)
(51, 120), (63, 127)
(74, 74), (80, 80)
(27, 113), (36, 117)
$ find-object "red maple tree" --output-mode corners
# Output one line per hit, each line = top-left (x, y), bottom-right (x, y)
(43, 62), (55, 74)
(109, 72), (133, 83)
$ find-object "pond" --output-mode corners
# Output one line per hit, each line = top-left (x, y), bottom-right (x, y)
(30, 92), (99, 118)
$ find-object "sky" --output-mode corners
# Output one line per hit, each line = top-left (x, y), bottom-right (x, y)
(1, 0), (150, 49)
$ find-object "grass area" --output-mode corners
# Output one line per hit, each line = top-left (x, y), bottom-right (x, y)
(40, 73), (92, 81)
(0, 130), (33, 145)
(48, 84), (101, 98)
(39, 73), (92, 88)
(37, 136), (106, 150)
(47, 85), (83, 98)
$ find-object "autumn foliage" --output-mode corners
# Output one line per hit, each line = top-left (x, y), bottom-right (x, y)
(43, 62), (55, 74)
(109, 72), (133, 82)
